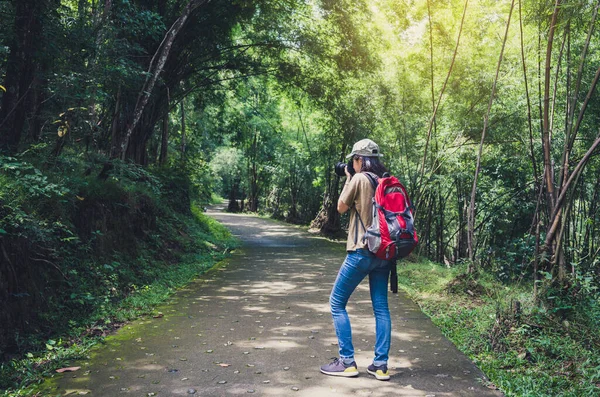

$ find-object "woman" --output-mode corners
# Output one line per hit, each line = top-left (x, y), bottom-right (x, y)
(320, 138), (392, 381)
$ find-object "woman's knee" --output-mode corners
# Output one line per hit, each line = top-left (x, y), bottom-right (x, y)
(372, 303), (390, 316)
(371, 296), (390, 317)
(330, 294), (347, 312)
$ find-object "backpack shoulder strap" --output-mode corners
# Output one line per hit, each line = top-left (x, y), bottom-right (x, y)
(363, 172), (378, 190)
(353, 172), (378, 244)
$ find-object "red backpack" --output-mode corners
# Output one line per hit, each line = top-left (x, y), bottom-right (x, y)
(363, 174), (418, 261)
(354, 173), (418, 292)
(362, 174), (418, 293)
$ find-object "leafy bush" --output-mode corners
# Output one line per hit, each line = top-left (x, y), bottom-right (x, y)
(397, 261), (600, 397)
(0, 153), (235, 394)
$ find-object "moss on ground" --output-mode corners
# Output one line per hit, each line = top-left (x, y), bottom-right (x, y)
(0, 157), (238, 396)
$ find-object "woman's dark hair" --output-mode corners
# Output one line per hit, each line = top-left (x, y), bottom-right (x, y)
(357, 155), (388, 177)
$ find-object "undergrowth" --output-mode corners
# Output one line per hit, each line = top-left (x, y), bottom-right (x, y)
(0, 153), (237, 396)
(396, 261), (600, 397)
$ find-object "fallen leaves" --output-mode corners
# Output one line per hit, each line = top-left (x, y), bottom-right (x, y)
(486, 382), (499, 390)
(56, 367), (81, 373)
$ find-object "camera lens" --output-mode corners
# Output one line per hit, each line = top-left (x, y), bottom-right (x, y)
(334, 162), (347, 177)
(346, 158), (355, 176)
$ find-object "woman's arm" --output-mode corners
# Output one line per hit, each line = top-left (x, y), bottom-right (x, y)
(338, 199), (350, 214)
(338, 172), (355, 214)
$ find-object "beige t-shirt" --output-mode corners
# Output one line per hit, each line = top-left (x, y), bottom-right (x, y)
(339, 172), (376, 251)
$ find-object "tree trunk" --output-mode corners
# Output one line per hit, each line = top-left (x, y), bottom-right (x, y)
(310, 192), (340, 235)
(27, 68), (47, 142)
(545, 98), (600, 252)
(423, 192), (434, 257)
(519, 0), (539, 185)
(87, 0), (113, 135)
(420, 0), (468, 179)
(114, 0), (209, 159)
(0, 0), (46, 153)
(565, 0), (599, 151)
(126, 105), (161, 165)
(180, 100), (186, 159)
(541, 0), (561, 216)
(247, 129), (260, 212)
(584, 176), (600, 261)
(227, 181), (241, 213)
(159, 87), (170, 166)
(287, 159), (302, 222)
(467, 0), (515, 269)
(549, 26), (568, 143)
(311, 143), (349, 234)
(109, 86), (122, 155)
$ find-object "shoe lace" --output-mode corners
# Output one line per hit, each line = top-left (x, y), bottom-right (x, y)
(333, 357), (355, 368)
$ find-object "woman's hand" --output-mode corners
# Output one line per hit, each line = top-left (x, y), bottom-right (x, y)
(344, 165), (352, 178)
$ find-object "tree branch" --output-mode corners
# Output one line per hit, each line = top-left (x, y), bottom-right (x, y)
(114, 0), (210, 159)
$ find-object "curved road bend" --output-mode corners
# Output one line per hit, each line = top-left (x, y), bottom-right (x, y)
(43, 204), (503, 396)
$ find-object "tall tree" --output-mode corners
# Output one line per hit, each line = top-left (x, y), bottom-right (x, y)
(0, 0), (59, 153)
(113, 0), (209, 159)
(467, 0), (516, 267)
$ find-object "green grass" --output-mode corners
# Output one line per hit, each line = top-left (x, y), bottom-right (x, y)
(396, 260), (600, 397)
(0, 202), (238, 397)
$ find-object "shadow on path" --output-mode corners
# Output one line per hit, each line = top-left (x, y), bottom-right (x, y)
(42, 205), (503, 396)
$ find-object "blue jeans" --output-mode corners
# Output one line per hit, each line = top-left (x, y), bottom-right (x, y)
(329, 249), (391, 366)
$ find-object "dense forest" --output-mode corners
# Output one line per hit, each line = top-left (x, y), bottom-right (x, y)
(1, 0), (599, 395)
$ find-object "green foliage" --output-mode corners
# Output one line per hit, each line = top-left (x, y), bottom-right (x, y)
(0, 154), (236, 394)
(0, 337), (95, 397)
(0, 156), (70, 200)
(2, 0), (600, 393)
(538, 271), (600, 329)
(397, 261), (600, 396)
(210, 146), (247, 200)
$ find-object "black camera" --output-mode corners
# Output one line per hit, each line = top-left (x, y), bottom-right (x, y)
(334, 159), (355, 177)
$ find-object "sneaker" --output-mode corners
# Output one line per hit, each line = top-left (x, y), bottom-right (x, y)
(367, 363), (390, 380)
(320, 357), (359, 377)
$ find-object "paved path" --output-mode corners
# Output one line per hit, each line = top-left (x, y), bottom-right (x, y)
(43, 205), (502, 396)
